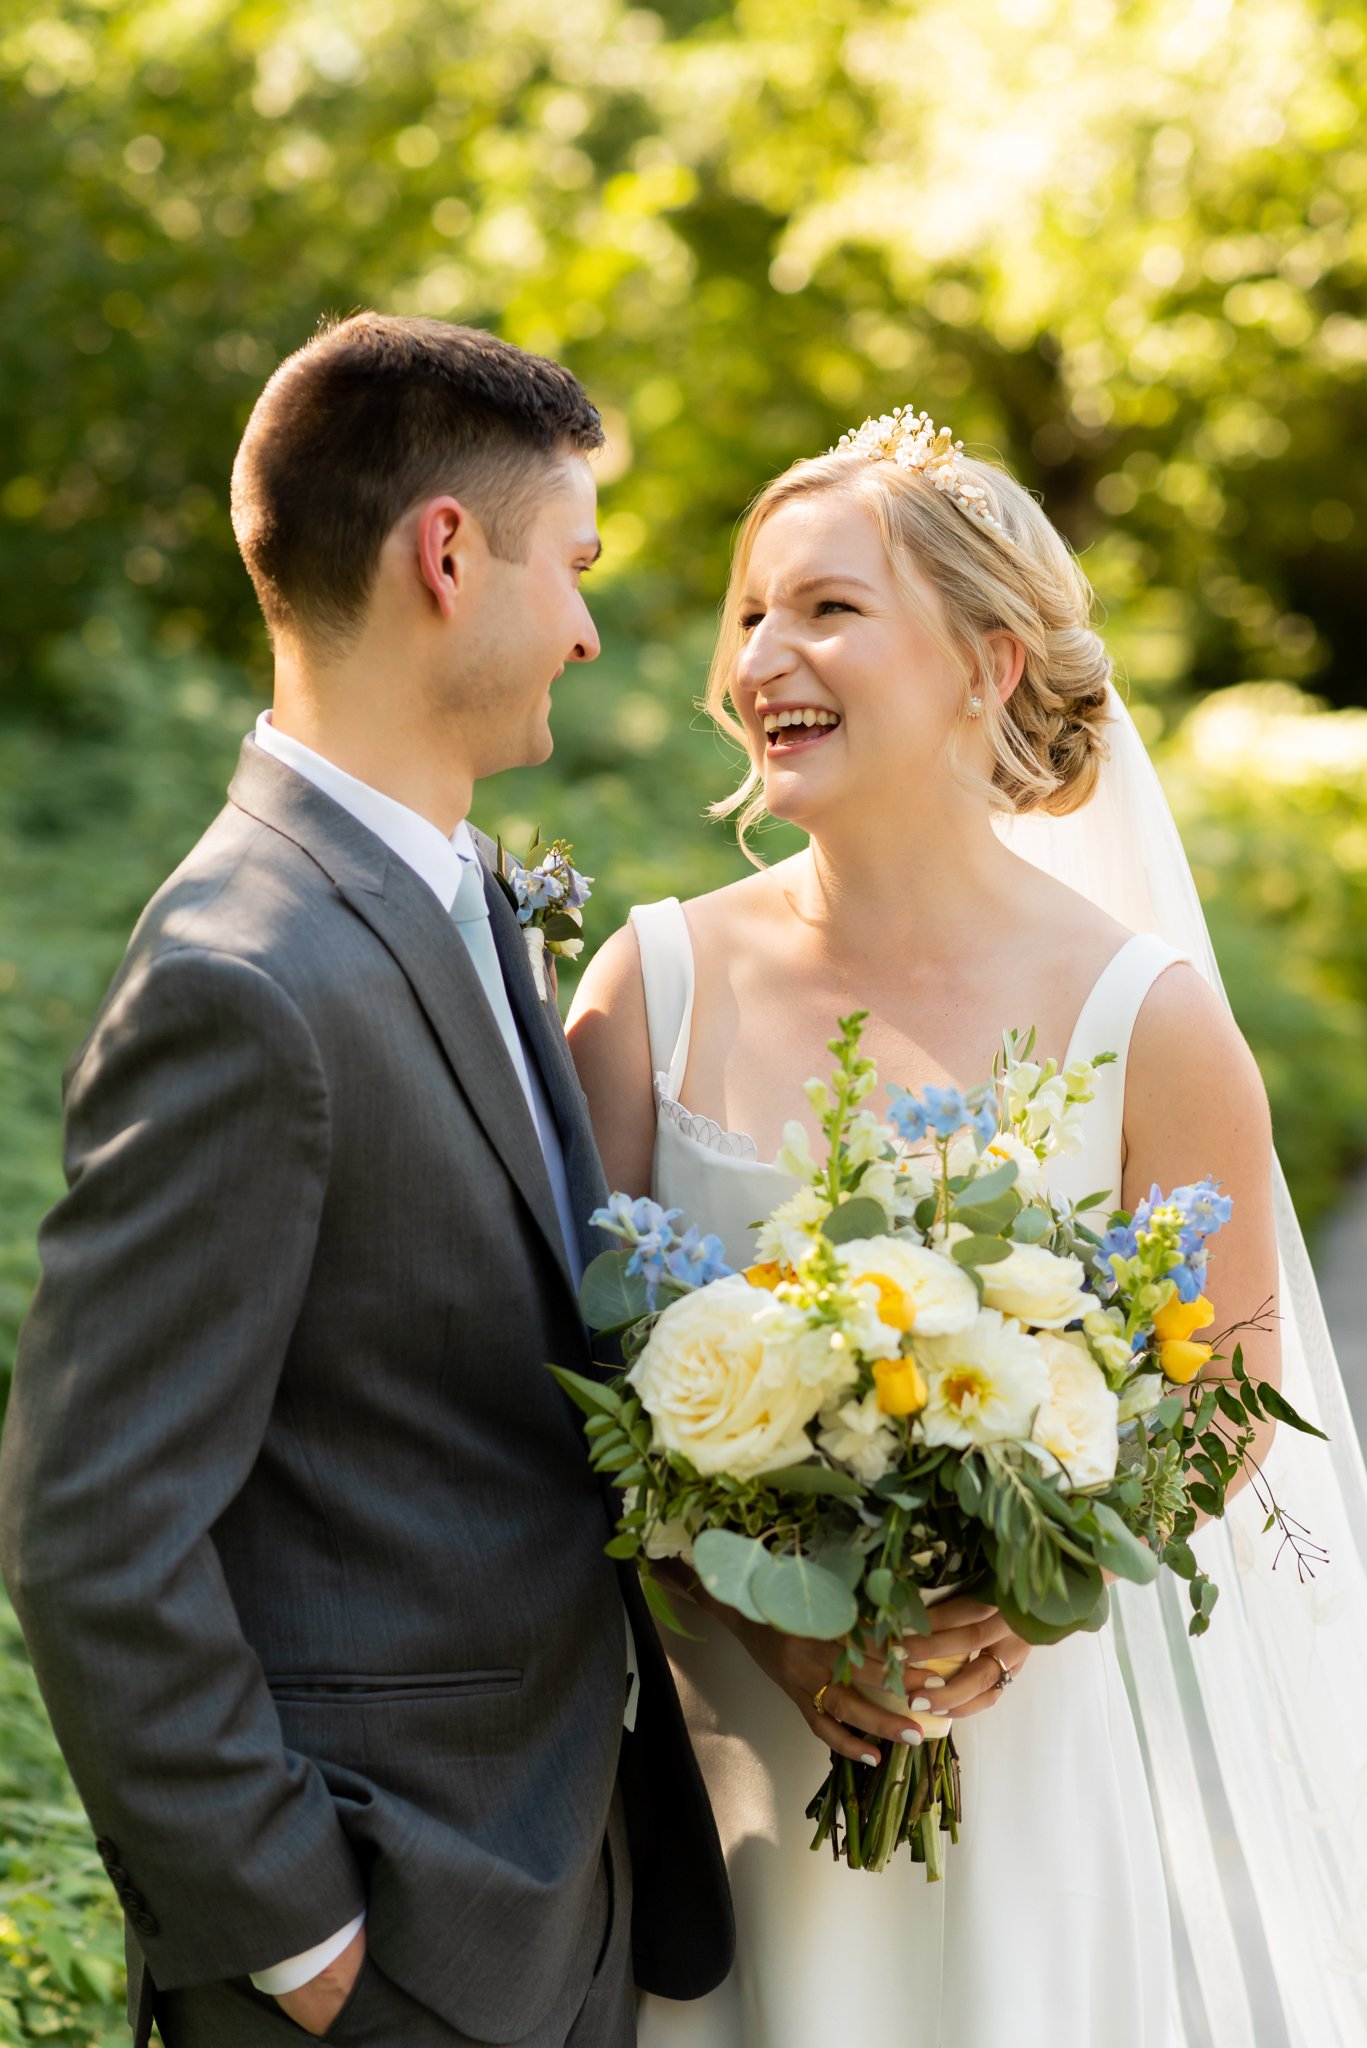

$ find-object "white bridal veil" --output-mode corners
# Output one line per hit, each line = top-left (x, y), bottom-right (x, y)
(1000, 685), (1367, 2048)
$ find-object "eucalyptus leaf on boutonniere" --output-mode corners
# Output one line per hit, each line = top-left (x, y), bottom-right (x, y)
(495, 828), (593, 1001)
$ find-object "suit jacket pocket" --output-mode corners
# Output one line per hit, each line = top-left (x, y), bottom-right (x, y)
(267, 1669), (522, 1707)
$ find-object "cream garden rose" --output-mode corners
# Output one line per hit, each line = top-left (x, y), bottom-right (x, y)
(915, 1309), (1049, 1449)
(979, 1242), (1091, 1329)
(1031, 1331), (1120, 1490)
(627, 1274), (844, 1479)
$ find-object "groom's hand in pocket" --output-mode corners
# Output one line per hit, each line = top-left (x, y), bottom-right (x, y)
(274, 1925), (367, 2038)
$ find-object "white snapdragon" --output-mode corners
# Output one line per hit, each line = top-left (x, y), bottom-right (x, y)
(817, 1388), (900, 1484)
(775, 1120), (821, 1185)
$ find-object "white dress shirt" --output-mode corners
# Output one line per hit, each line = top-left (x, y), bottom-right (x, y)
(246, 716), (633, 1997)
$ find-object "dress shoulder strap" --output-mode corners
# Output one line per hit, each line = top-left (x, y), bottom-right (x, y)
(627, 897), (696, 1097)
(1063, 933), (1187, 1182)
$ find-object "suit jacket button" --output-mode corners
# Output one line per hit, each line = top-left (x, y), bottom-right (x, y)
(95, 1837), (120, 1867)
(130, 1908), (160, 1938)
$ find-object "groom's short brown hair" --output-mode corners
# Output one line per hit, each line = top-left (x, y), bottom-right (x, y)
(230, 313), (604, 651)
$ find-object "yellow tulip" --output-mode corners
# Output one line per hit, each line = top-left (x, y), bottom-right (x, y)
(1159, 1338), (1213, 1385)
(873, 1354), (929, 1417)
(744, 1261), (788, 1291)
(1152, 1291), (1214, 1344)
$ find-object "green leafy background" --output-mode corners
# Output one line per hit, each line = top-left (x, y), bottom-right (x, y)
(2, 0), (1366, 2032)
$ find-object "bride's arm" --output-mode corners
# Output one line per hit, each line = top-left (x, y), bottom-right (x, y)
(1123, 961), (1281, 1503)
(565, 923), (658, 1200)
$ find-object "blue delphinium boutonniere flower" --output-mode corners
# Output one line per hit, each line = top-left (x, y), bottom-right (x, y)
(495, 828), (593, 1000)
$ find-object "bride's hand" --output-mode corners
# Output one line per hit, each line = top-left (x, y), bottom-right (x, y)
(728, 1612), (930, 1764)
(898, 1593), (1032, 1719)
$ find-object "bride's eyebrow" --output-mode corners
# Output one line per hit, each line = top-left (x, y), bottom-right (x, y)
(740, 573), (877, 605)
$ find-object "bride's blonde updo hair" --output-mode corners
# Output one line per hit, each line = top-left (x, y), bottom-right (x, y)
(704, 417), (1114, 858)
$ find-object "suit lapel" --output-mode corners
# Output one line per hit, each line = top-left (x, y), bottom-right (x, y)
(473, 833), (610, 1273)
(228, 742), (577, 1300)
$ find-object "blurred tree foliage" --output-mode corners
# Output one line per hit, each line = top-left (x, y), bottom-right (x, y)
(2, 0), (1366, 717)
(3, 5), (1367, 2036)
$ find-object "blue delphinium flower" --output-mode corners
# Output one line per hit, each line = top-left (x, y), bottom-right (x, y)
(888, 1083), (997, 1149)
(589, 1193), (690, 1308)
(1172, 1179), (1234, 1238)
(666, 1226), (733, 1290)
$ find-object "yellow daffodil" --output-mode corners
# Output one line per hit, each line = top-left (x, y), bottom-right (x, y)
(873, 1354), (929, 1417)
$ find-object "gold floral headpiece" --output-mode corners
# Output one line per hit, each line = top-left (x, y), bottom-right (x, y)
(830, 406), (1014, 545)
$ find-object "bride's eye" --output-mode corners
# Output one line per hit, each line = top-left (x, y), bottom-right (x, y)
(815, 598), (856, 616)
(739, 611), (764, 632)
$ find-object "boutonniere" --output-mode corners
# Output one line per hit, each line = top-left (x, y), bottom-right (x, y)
(495, 828), (593, 1001)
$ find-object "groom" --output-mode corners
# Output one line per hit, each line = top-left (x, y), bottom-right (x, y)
(0, 314), (732, 2045)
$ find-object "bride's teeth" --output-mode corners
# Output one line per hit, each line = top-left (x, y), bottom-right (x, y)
(802, 708), (816, 726)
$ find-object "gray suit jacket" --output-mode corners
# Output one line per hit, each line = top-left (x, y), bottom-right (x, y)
(0, 740), (732, 2039)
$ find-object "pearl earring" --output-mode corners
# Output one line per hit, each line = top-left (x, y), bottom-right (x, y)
(967, 694), (984, 719)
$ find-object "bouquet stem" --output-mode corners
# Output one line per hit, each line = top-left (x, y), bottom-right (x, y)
(807, 1732), (961, 1876)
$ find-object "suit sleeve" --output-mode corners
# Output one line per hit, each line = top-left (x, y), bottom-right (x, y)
(0, 943), (365, 1987)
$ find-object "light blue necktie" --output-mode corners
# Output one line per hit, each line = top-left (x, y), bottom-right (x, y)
(449, 854), (535, 1101)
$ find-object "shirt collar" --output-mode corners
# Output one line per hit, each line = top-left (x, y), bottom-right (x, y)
(252, 712), (476, 913)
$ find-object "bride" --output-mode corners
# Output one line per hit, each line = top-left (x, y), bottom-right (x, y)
(567, 411), (1367, 2045)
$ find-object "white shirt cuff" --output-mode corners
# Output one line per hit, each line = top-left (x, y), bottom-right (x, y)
(249, 1911), (366, 1996)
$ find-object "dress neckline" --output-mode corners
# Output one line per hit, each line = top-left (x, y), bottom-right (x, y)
(654, 927), (1156, 1171)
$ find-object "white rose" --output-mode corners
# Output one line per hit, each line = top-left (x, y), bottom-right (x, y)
(915, 1308), (1049, 1449)
(817, 1388), (900, 1484)
(980, 1242), (1091, 1329)
(627, 1274), (829, 1479)
(839, 1238), (980, 1338)
(1032, 1330), (1120, 1490)
(754, 1183), (830, 1267)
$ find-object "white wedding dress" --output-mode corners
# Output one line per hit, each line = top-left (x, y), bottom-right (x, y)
(630, 895), (1181, 2048)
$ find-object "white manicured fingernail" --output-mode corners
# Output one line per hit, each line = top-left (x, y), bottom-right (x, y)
(861, 1750), (881, 1766)
(924, 1676), (946, 1689)
(890, 1645), (909, 1663)
(899, 1727), (923, 1745)
(911, 1695), (932, 1710)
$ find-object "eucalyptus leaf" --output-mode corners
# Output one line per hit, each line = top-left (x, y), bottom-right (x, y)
(579, 1250), (651, 1331)
(950, 1234), (1014, 1267)
(952, 1194), (1021, 1233)
(639, 1570), (702, 1639)
(813, 1538), (867, 1591)
(761, 1461), (863, 1498)
(956, 1157), (1019, 1204)
(821, 1195), (890, 1245)
(1086, 1500), (1160, 1584)
(751, 1551), (859, 1639)
(693, 1529), (768, 1623)
(1011, 1206), (1051, 1243)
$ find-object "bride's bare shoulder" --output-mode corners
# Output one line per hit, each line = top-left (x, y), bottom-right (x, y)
(678, 857), (804, 940)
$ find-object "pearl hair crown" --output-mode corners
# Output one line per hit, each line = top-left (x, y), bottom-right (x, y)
(830, 406), (1015, 545)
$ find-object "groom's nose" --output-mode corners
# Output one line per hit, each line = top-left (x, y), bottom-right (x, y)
(567, 596), (601, 664)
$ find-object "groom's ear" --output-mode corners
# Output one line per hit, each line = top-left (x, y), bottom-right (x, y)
(414, 495), (474, 621)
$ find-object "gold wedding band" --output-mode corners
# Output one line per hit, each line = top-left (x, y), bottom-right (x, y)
(813, 1681), (834, 1717)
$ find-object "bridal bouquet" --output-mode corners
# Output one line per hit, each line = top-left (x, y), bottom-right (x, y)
(551, 1016), (1323, 1876)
